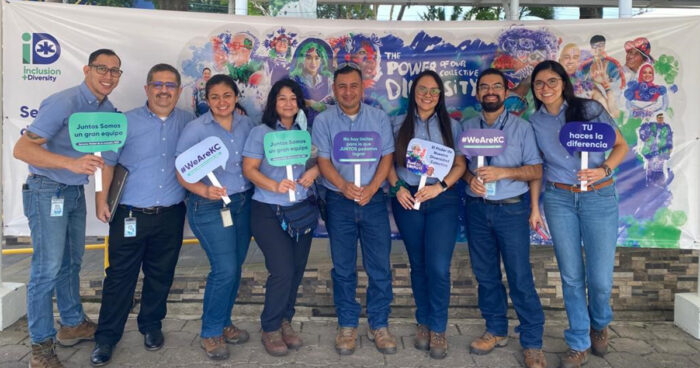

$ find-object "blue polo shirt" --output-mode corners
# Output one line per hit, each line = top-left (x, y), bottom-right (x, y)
(462, 110), (542, 200)
(102, 105), (194, 208)
(392, 113), (463, 186)
(312, 103), (394, 192)
(242, 121), (311, 206)
(175, 111), (255, 195)
(529, 101), (617, 185)
(26, 82), (117, 185)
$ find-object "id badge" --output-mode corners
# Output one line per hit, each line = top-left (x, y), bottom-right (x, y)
(485, 182), (497, 197)
(124, 217), (137, 237)
(221, 208), (233, 228)
(50, 196), (64, 217)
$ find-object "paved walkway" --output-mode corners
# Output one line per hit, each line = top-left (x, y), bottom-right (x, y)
(2, 315), (700, 367)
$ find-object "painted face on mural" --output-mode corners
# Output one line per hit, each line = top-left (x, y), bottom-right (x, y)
(303, 48), (321, 76)
(229, 34), (253, 67)
(83, 54), (121, 101)
(591, 41), (606, 58)
(333, 70), (363, 114)
(626, 48), (645, 72)
(202, 68), (211, 82)
(477, 74), (506, 113)
(559, 45), (581, 76)
(352, 43), (378, 80)
(145, 70), (181, 115)
(207, 82), (237, 121)
(275, 38), (289, 56)
(640, 65), (654, 83)
(414, 75), (440, 117)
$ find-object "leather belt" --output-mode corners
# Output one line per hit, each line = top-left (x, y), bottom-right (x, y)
(552, 178), (613, 193)
(119, 204), (177, 215)
(482, 195), (522, 205)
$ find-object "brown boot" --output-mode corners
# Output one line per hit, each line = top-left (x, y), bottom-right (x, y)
(223, 324), (249, 344)
(200, 336), (229, 360)
(30, 340), (64, 368)
(414, 324), (430, 351)
(560, 349), (589, 368)
(335, 327), (358, 355)
(56, 317), (96, 347)
(590, 328), (609, 357)
(367, 327), (397, 354)
(280, 319), (303, 350)
(469, 331), (508, 355)
(261, 330), (289, 357)
(524, 348), (547, 368)
(429, 331), (448, 360)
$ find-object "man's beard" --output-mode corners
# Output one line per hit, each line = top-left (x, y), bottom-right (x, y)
(481, 96), (504, 112)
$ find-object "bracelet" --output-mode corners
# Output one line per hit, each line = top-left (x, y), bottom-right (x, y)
(389, 179), (408, 197)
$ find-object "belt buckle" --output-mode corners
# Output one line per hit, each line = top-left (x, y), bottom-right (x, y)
(141, 207), (159, 215)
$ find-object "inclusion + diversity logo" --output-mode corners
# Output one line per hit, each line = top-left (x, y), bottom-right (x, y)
(22, 32), (62, 82)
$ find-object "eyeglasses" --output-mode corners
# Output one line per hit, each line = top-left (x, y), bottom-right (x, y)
(89, 64), (123, 77)
(148, 81), (179, 90)
(478, 83), (505, 92)
(416, 85), (441, 97)
(533, 78), (562, 90)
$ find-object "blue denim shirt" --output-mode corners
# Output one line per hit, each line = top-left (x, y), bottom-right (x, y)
(392, 113), (463, 186)
(175, 110), (255, 195)
(529, 101), (617, 185)
(462, 110), (542, 200)
(311, 104), (394, 192)
(26, 82), (117, 185)
(102, 105), (194, 207)
(242, 121), (311, 206)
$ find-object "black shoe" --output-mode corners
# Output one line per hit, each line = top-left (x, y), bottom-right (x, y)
(144, 330), (164, 351)
(90, 343), (113, 367)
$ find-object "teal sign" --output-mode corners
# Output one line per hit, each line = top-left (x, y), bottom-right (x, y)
(263, 130), (311, 167)
(68, 112), (127, 153)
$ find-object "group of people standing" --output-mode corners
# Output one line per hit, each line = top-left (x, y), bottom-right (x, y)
(15, 47), (626, 368)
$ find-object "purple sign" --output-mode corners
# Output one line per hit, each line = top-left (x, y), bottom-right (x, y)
(559, 121), (616, 155)
(332, 131), (382, 164)
(459, 129), (507, 157)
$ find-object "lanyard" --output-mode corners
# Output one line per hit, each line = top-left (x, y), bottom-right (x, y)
(479, 113), (509, 166)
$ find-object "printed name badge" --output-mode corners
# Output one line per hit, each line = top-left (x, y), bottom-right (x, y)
(405, 138), (455, 180)
(68, 112), (128, 153)
(176, 136), (230, 184)
(220, 208), (233, 228)
(264, 130), (311, 167)
(332, 131), (382, 164)
(124, 217), (137, 237)
(559, 122), (616, 155)
(50, 196), (64, 217)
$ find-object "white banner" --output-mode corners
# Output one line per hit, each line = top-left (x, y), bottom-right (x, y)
(2, 1), (699, 248)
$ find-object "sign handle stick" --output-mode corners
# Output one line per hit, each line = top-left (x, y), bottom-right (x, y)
(354, 164), (361, 202)
(207, 172), (231, 205)
(580, 151), (589, 191)
(477, 155), (484, 169)
(413, 174), (427, 210)
(286, 165), (296, 202)
(95, 152), (103, 192)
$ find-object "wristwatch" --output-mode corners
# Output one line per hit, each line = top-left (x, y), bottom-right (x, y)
(439, 180), (448, 192)
(601, 164), (612, 176)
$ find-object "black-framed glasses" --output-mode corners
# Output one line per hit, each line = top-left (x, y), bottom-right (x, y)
(89, 64), (123, 77)
(477, 83), (505, 92)
(148, 81), (179, 90)
(416, 85), (441, 97)
(533, 78), (562, 90)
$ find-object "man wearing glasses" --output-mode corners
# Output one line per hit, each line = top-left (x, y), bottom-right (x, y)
(89, 64), (194, 366)
(13, 49), (121, 368)
(461, 68), (546, 368)
(312, 63), (396, 356)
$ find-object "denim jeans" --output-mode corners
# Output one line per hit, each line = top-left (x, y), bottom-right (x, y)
(325, 190), (392, 329)
(465, 196), (544, 349)
(23, 175), (87, 344)
(543, 183), (618, 351)
(186, 191), (252, 338)
(391, 186), (459, 333)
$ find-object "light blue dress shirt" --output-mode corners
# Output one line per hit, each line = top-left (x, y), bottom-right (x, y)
(462, 110), (542, 200)
(26, 82), (117, 185)
(311, 104), (394, 192)
(103, 105), (194, 208)
(175, 110), (255, 195)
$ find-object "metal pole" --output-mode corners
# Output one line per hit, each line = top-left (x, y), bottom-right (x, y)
(510, 0), (519, 20)
(235, 0), (248, 15)
(619, 0), (632, 18)
(228, 0), (235, 14)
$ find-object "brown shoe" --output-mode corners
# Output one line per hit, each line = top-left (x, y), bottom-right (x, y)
(414, 324), (430, 351)
(223, 324), (249, 344)
(524, 348), (547, 368)
(429, 331), (448, 360)
(335, 327), (358, 355)
(469, 331), (508, 355)
(200, 336), (229, 360)
(367, 327), (397, 354)
(560, 349), (589, 368)
(590, 328), (608, 357)
(56, 317), (96, 347)
(30, 340), (64, 368)
(281, 319), (303, 350)
(261, 330), (289, 357)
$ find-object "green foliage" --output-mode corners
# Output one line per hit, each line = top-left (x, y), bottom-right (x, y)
(90, 0), (135, 7)
(654, 54), (680, 85)
(419, 6), (463, 21)
(522, 6), (554, 19)
(317, 4), (374, 19)
(464, 6), (500, 20)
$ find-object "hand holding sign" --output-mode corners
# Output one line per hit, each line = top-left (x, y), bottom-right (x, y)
(333, 131), (381, 201)
(559, 122), (616, 191)
(459, 129), (506, 198)
(263, 130), (311, 202)
(68, 112), (127, 192)
(176, 136), (231, 204)
(405, 138), (455, 210)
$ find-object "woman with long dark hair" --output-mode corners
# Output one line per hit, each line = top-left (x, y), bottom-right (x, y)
(387, 70), (465, 359)
(528, 60), (628, 368)
(242, 78), (320, 357)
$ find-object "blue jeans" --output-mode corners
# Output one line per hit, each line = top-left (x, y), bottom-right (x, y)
(23, 175), (87, 344)
(465, 196), (544, 349)
(325, 190), (392, 329)
(543, 183), (618, 351)
(186, 191), (252, 338)
(392, 186), (459, 333)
